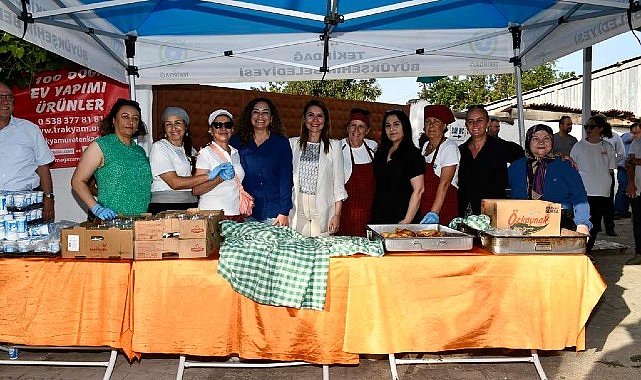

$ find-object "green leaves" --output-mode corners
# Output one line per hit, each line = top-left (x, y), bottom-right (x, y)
(419, 62), (575, 111)
(253, 79), (382, 101)
(0, 31), (71, 88)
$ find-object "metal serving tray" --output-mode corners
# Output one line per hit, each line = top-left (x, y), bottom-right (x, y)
(366, 224), (474, 252)
(480, 228), (586, 254)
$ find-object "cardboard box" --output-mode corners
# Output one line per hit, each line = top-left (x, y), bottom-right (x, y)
(481, 199), (561, 236)
(134, 210), (222, 240)
(61, 222), (134, 259)
(134, 235), (219, 260)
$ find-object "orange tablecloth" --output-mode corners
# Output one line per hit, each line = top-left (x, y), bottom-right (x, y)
(339, 254), (606, 353)
(0, 258), (134, 358)
(131, 259), (356, 364)
(130, 254), (605, 363)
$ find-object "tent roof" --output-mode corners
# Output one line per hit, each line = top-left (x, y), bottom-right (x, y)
(2, 1), (640, 85)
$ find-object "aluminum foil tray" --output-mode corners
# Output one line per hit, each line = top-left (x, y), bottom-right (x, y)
(366, 224), (474, 252)
(480, 228), (586, 254)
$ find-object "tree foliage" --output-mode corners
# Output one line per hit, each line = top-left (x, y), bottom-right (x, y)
(0, 31), (70, 88)
(419, 62), (575, 111)
(255, 79), (382, 101)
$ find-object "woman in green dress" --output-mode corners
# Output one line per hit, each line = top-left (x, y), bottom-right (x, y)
(71, 98), (152, 220)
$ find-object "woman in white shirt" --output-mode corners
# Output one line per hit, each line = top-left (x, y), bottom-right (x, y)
(337, 107), (377, 236)
(193, 109), (244, 220)
(148, 107), (224, 214)
(418, 105), (460, 226)
(290, 99), (347, 236)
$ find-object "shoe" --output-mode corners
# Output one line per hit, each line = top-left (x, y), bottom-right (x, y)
(625, 255), (641, 265)
(605, 231), (618, 237)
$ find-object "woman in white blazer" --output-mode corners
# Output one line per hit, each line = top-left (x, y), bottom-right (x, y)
(290, 99), (347, 236)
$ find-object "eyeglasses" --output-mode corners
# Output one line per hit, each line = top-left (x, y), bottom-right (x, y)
(211, 121), (234, 129)
(350, 108), (370, 116)
(0, 94), (15, 102)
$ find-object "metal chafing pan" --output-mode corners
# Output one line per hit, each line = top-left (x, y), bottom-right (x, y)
(479, 228), (587, 254)
(366, 224), (474, 251)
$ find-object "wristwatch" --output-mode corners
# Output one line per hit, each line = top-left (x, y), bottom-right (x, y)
(43, 193), (55, 200)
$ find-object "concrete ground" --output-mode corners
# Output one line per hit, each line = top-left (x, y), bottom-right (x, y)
(1, 217), (640, 380)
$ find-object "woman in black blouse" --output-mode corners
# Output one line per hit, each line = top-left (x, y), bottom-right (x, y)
(371, 109), (425, 224)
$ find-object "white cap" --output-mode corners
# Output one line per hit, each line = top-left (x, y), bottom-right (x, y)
(208, 109), (233, 125)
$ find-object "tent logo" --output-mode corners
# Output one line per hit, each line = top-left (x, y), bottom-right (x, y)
(161, 45), (187, 62)
(469, 33), (497, 55)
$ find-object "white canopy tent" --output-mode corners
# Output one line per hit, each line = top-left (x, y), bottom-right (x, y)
(1, 0), (640, 142)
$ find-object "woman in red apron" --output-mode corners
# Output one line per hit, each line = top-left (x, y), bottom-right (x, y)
(419, 105), (460, 226)
(338, 108), (377, 236)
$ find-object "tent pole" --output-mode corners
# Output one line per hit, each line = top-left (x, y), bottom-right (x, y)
(125, 35), (138, 100)
(581, 47), (592, 138)
(509, 26), (525, 146)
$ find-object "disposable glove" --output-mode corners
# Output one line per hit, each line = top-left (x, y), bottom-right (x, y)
(91, 204), (117, 221)
(420, 211), (439, 224)
(208, 162), (232, 181)
(219, 165), (235, 181)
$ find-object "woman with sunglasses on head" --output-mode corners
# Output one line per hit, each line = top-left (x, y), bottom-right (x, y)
(229, 98), (293, 226)
(337, 107), (377, 236)
(290, 99), (347, 236)
(570, 116), (616, 253)
(71, 98), (152, 220)
(418, 105), (460, 226)
(192, 109), (242, 218)
(508, 124), (592, 236)
(147, 107), (221, 214)
(371, 109), (424, 224)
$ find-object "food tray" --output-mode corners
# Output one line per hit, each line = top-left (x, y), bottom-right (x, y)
(366, 224), (473, 252)
(479, 228), (586, 254)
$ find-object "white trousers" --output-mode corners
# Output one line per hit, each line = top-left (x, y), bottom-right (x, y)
(295, 192), (321, 237)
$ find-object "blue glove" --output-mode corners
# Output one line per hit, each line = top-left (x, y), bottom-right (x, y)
(219, 165), (235, 181)
(91, 204), (117, 221)
(420, 212), (439, 224)
(208, 162), (232, 181)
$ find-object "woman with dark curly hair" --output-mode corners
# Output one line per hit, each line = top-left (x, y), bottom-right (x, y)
(229, 97), (293, 226)
(71, 98), (152, 219)
(370, 109), (424, 224)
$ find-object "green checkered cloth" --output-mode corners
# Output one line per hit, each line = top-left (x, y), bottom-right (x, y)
(217, 221), (384, 310)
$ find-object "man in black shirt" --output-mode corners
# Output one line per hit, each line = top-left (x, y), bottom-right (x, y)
(458, 106), (524, 216)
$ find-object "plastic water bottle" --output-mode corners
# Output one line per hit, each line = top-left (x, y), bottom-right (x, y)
(8, 347), (18, 360)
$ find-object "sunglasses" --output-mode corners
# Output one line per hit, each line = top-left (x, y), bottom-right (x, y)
(350, 107), (370, 116)
(385, 108), (403, 114)
(211, 121), (233, 129)
(584, 124), (598, 130)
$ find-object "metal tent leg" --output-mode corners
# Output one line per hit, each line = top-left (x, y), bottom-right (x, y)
(176, 355), (187, 380)
(388, 353), (399, 380)
(387, 350), (548, 380)
(322, 364), (330, 380)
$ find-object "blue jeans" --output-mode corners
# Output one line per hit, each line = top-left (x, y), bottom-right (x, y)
(614, 167), (630, 214)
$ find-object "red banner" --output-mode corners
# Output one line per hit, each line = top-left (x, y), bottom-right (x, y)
(12, 68), (129, 168)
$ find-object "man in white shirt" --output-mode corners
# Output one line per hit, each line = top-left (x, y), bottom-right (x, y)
(0, 82), (55, 221)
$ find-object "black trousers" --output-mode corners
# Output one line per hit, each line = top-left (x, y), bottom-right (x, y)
(631, 196), (641, 255)
(603, 172), (616, 233)
(587, 196), (608, 254)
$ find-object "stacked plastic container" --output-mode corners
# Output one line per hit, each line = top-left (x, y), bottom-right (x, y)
(0, 190), (60, 254)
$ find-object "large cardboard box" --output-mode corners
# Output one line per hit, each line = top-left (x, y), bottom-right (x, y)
(134, 235), (219, 260)
(481, 199), (561, 236)
(134, 210), (222, 240)
(61, 222), (134, 259)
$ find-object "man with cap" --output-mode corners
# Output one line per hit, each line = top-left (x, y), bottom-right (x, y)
(418, 105), (460, 225)
(0, 81), (55, 221)
(148, 106), (229, 214)
(337, 107), (377, 236)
